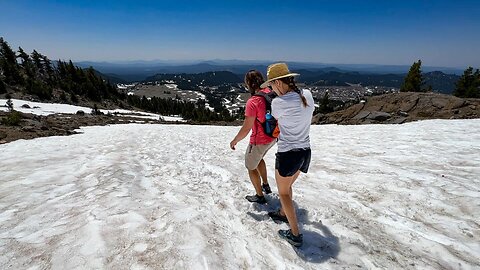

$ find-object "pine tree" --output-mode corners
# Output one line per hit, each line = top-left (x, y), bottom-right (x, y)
(319, 92), (334, 113)
(6, 98), (14, 112)
(0, 77), (6, 94)
(474, 69), (480, 98)
(25, 78), (52, 100)
(401, 60), (424, 92)
(17, 47), (35, 78)
(454, 67), (480, 98)
(91, 103), (103, 115)
(0, 37), (23, 85)
(70, 93), (78, 103)
(43, 56), (56, 86)
(31, 50), (44, 78)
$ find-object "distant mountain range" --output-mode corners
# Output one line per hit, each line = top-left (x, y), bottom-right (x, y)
(77, 60), (464, 77)
(76, 60), (463, 94)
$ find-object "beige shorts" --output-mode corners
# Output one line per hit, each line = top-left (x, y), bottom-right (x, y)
(245, 141), (276, 170)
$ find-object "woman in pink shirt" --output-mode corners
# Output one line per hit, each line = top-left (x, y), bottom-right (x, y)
(230, 70), (276, 204)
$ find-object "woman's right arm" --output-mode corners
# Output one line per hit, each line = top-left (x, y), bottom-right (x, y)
(230, 116), (255, 150)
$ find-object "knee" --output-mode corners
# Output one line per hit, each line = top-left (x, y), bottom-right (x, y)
(245, 161), (258, 171)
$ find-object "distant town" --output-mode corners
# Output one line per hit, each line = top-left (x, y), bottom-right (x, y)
(117, 79), (399, 116)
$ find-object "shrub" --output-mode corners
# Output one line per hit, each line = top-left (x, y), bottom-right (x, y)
(2, 111), (22, 126)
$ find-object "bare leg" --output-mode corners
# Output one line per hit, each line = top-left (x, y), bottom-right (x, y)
(248, 169), (263, 196)
(276, 170), (301, 236)
(257, 159), (268, 185)
(279, 172), (300, 216)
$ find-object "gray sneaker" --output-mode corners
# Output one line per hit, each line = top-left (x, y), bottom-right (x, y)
(245, 195), (267, 204)
(262, 183), (272, 194)
(268, 210), (289, 223)
(278, 229), (303, 247)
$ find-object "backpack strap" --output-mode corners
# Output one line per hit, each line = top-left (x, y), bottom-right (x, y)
(253, 91), (275, 112)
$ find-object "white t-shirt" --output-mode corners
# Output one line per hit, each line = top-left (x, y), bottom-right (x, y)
(272, 89), (315, 152)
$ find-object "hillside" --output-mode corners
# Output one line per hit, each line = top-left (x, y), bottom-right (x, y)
(0, 38), (237, 123)
(314, 92), (480, 125)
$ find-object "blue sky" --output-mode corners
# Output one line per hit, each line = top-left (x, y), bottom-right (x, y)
(0, 0), (479, 67)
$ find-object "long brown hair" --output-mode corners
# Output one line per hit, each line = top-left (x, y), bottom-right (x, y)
(279, 76), (308, 107)
(244, 70), (265, 95)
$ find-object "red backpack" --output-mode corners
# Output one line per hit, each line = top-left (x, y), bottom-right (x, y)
(253, 91), (280, 138)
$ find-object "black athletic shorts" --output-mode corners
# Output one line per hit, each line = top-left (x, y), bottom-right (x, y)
(275, 148), (311, 177)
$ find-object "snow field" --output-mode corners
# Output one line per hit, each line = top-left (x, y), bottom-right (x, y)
(0, 119), (479, 269)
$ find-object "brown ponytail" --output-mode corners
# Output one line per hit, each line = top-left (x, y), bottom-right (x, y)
(279, 76), (308, 107)
(244, 70), (265, 96)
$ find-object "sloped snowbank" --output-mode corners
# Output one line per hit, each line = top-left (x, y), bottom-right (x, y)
(0, 120), (479, 269)
(0, 99), (184, 122)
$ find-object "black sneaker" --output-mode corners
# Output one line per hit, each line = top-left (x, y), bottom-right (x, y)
(245, 195), (267, 204)
(262, 183), (272, 194)
(278, 229), (303, 247)
(268, 210), (289, 223)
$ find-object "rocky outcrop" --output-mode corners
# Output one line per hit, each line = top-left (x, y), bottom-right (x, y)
(0, 111), (163, 144)
(314, 92), (480, 125)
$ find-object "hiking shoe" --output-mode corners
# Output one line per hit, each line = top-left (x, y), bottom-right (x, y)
(268, 210), (289, 223)
(245, 195), (267, 204)
(262, 183), (272, 194)
(278, 229), (303, 247)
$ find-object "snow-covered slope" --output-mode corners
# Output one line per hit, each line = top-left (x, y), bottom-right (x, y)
(0, 99), (184, 121)
(0, 120), (479, 269)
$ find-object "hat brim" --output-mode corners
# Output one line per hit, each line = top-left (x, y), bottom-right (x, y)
(260, 73), (300, 88)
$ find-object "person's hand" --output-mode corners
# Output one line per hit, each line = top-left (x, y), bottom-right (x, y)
(230, 140), (237, 150)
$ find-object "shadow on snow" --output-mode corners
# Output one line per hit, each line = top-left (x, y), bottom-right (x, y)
(247, 193), (340, 264)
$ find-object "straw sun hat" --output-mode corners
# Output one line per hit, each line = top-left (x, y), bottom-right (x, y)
(260, 62), (300, 88)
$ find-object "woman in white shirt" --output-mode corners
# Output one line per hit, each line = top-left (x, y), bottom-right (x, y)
(260, 63), (315, 247)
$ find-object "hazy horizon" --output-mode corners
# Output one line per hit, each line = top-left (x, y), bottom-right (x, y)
(1, 0), (479, 68)
(73, 59), (465, 70)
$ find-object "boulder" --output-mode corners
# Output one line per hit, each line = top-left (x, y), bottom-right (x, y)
(448, 99), (466, 109)
(390, 117), (407, 124)
(397, 111), (409, 117)
(76, 110), (85, 116)
(21, 104), (31, 109)
(21, 126), (36, 132)
(367, 111), (391, 121)
(22, 119), (42, 128)
(431, 97), (448, 109)
(399, 96), (419, 112)
(311, 113), (324, 124)
(353, 111), (370, 120)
